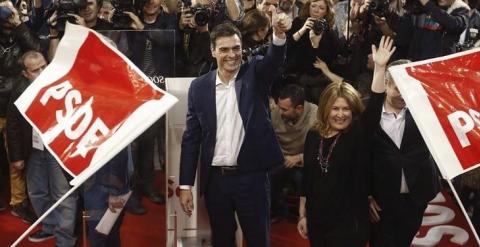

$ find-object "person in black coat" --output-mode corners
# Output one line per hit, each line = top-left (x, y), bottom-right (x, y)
(297, 36), (396, 246)
(368, 59), (441, 247)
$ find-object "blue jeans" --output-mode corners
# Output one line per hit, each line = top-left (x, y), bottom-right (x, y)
(27, 149), (78, 247)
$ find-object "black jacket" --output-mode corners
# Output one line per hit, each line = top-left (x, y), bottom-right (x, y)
(6, 76), (32, 163)
(370, 110), (441, 208)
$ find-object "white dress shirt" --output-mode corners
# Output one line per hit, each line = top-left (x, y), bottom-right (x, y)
(380, 105), (409, 193)
(211, 73), (245, 166)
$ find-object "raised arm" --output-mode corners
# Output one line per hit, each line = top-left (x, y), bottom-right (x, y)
(371, 36), (396, 94)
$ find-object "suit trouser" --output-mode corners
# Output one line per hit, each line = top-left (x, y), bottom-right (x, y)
(205, 168), (270, 247)
(371, 194), (427, 247)
(9, 164), (27, 205)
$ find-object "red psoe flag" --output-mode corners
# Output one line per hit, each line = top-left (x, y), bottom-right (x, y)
(389, 48), (480, 179)
(15, 23), (178, 185)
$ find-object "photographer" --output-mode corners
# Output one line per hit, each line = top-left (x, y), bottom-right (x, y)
(47, 0), (114, 60)
(286, 0), (338, 104)
(0, 0), (41, 225)
(408, 0), (469, 60)
(176, 3), (213, 76)
(123, 0), (178, 214)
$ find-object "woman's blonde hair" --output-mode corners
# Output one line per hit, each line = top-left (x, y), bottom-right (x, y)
(299, 0), (335, 28)
(314, 82), (365, 136)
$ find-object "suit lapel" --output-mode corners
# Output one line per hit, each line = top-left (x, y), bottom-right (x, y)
(206, 70), (217, 132)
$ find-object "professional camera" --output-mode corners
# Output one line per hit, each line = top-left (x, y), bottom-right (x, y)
(242, 43), (269, 60)
(0, 6), (12, 23)
(111, 0), (138, 29)
(365, 0), (389, 17)
(454, 28), (479, 52)
(312, 18), (328, 35)
(46, 0), (87, 31)
(188, 5), (210, 26)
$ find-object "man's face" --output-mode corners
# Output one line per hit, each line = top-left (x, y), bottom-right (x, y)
(437, 0), (454, 7)
(22, 55), (47, 82)
(79, 0), (99, 23)
(98, 2), (113, 21)
(143, 0), (163, 15)
(277, 98), (303, 123)
(385, 77), (406, 111)
(211, 35), (242, 75)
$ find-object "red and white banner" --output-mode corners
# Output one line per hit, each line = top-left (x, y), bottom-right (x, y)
(389, 48), (480, 180)
(14, 23), (178, 186)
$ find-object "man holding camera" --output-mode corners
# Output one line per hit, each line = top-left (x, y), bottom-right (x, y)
(0, 0), (40, 225)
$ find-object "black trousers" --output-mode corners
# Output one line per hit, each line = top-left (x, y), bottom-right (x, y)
(204, 169), (270, 247)
(371, 194), (427, 247)
(307, 214), (368, 247)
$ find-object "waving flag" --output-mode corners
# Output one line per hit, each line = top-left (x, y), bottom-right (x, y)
(389, 48), (480, 180)
(15, 23), (177, 186)
(11, 23), (177, 246)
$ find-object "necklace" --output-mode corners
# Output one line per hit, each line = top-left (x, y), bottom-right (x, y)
(317, 133), (341, 173)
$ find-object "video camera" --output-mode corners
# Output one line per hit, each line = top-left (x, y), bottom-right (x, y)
(312, 18), (328, 35)
(46, 0), (87, 32)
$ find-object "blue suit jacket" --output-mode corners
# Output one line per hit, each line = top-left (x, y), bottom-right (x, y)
(179, 42), (286, 194)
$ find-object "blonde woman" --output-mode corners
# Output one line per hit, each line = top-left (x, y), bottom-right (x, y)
(297, 36), (396, 246)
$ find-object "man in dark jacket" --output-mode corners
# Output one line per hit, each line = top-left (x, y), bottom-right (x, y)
(6, 51), (78, 245)
(369, 59), (441, 247)
(408, 0), (470, 60)
(0, 0), (41, 224)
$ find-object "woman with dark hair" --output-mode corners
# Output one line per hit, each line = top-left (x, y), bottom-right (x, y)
(240, 9), (271, 50)
(297, 36), (396, 246)
(286, 0), (337, 103)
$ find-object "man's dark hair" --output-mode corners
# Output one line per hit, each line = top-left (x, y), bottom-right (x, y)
(210, 22), (242, 48)
(278, 84), (305, 107)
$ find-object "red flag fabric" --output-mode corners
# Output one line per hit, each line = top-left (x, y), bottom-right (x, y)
(14, 23), (178, 185)
(389, 48), (480, 179)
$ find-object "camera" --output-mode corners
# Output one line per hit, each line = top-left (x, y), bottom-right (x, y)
(454, 28), (479, 52)
(111, 0), (138, 29)
(188, 5), (210, 26)
(0, 6), (12, 23)
(46, 0), (87, 32)
(242, 43), (269, 60)
(365, 0), (389, 17)
(312, 18), (328, 35)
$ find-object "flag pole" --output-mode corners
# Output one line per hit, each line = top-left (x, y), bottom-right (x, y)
(11, 183), (82, 247)
(447, 179), (480, 245)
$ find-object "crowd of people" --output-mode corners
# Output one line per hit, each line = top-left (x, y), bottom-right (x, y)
(1, 0), (480, 245)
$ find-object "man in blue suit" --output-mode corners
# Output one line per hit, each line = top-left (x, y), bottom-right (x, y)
(178, 12), (291, 247)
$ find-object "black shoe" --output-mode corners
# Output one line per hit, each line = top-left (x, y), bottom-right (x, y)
(11, 201), (36, 224)
(0, 201), (6, 212)
(28, 230), (54, 243)
(126, 205), (148, 215)
(147, 192), (165, 204)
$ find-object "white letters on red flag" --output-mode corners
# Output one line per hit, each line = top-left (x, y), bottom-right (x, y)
(15, 23), (178, 185)
(389, 48), (480, 179)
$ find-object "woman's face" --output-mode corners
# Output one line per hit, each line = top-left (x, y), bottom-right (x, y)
(309, 0), (327, 19)
(327, 97), (353, 132)
(256, 26), (270, 40)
